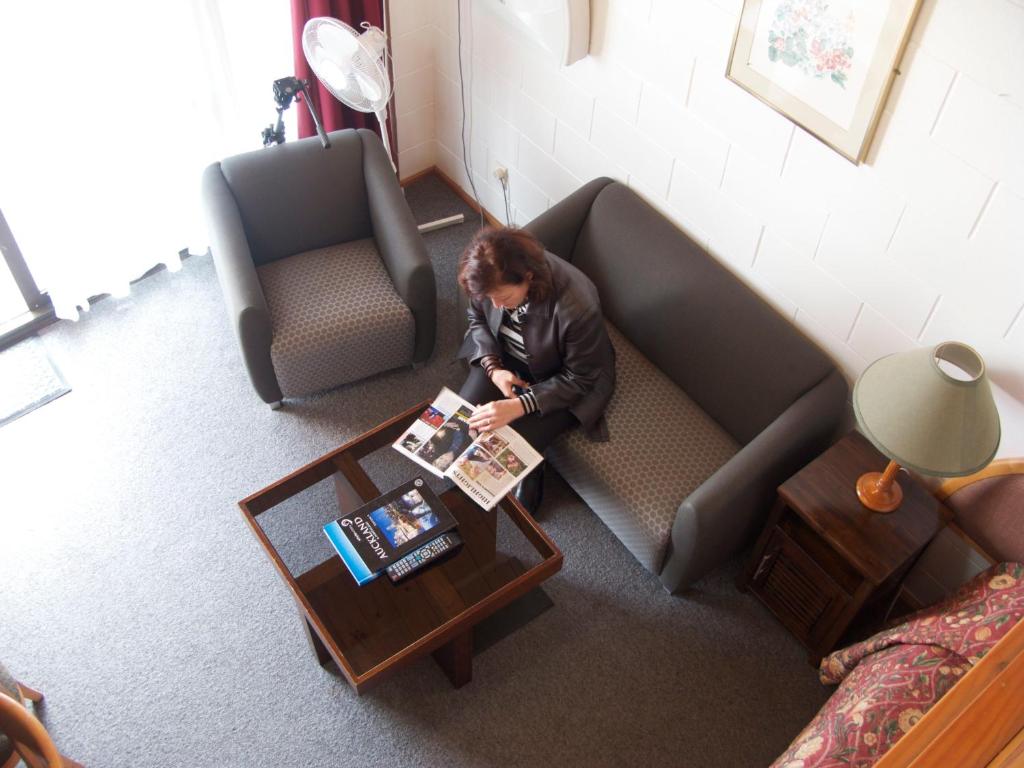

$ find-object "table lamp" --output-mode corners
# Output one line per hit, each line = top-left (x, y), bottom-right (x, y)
(852, 341), (1001, 513)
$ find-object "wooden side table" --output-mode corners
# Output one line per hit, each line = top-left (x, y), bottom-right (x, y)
(743, 430), (950, 666)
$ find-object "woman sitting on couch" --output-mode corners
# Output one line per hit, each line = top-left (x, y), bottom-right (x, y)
(456, 227), (616, 512)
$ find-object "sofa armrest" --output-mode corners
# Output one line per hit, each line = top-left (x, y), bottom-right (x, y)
(360, 129), (436, 363)
(202, 162), (281, 403)
(659, 368), (849, 593)
(523, 177), (614, 261)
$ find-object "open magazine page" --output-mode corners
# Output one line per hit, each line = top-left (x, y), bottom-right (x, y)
(393, 387), (478, 478)
(393, 387), (545, 511)
(447, 422), (543, 512)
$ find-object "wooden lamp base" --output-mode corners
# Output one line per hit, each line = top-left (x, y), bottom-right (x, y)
(856, 460), (904, 513)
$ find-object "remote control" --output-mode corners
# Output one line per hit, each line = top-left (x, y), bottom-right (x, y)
(386, 532), (463, 583)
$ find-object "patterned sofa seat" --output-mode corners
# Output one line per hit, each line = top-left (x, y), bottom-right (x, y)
(549, 324), (739, 573)
(772, 561), (1024, 768)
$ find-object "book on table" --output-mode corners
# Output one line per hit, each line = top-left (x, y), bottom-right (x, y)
(392, 387), (543, 511)
(323, 477), (456, 585)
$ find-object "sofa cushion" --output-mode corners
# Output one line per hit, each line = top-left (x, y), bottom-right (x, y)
(258, 238), (415, 397)
(548, 324), (740, 573)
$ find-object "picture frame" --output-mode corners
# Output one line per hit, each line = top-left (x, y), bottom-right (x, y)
(726, 0), (923, 164)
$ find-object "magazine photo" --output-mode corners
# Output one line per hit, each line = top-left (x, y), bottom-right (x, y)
(369, 486), (443, 548)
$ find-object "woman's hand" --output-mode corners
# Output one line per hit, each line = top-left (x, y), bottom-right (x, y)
(489, 368), (529, 398)
(468, 399), (525, 432)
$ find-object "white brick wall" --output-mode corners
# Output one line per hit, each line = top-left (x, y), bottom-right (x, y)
(390, 0), (436, 177)
(390, 0), (1024, 460)
(637, 84), (730, 187)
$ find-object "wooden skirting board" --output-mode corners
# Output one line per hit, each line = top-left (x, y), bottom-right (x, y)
(400, 166), (503, 229)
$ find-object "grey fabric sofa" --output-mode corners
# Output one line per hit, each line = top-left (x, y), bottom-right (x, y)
(523, 178), (849, 592)
(202, 129), (435, 406)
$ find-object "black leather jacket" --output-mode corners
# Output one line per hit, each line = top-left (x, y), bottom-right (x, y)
(457, 252), (615, 440)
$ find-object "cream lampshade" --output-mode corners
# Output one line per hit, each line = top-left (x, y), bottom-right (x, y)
(852, 341), (1001, 513)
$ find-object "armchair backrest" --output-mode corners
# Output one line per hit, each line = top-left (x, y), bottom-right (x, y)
(569, 182), (836, 445)
(217, 129), (372, 266)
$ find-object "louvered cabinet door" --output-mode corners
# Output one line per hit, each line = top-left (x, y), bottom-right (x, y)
(749, 526), (852, 651)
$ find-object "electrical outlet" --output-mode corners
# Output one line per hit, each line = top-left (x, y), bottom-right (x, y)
(493, 165), (509, 183)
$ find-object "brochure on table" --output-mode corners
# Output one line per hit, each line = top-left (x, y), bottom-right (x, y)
(392, 387), (543, 511)
(323, 477), (456, 585)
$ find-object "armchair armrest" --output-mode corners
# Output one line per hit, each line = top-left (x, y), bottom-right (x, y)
(202, 163), (281, 403)
(360, 129), (436, 363)
(660, 368), (849, 593)
(523, 176), (614, 261)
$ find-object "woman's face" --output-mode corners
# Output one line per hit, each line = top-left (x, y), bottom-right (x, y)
(486, 278), (531, 310)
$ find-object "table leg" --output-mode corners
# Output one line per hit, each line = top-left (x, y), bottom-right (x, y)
(432, 629), (473, 688)
(296, 602), (332, 668)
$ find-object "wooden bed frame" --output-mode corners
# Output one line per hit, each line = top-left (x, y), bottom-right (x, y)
(876, 459), (1024, 767)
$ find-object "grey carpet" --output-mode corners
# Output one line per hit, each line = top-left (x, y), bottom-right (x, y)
(0, 335), (70, 428)
(0, 174), (829, 767)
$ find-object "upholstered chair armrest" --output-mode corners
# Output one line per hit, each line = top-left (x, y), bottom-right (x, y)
(202, 162), (281, 403)
(360, 129), (436, 363)
(523, 176), (614, 261)
(659, 368), (850, 593)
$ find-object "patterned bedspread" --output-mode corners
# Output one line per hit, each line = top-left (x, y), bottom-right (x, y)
(771, 561), (1024, 768)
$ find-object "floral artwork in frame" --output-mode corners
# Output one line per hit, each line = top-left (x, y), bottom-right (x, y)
(727, 0), (923, 164)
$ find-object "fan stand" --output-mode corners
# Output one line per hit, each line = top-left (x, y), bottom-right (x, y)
(375, 108), (466, 235)
(417, 214), (466, 234)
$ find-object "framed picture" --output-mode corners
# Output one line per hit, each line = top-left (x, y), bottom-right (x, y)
(727, 0), (923, 164)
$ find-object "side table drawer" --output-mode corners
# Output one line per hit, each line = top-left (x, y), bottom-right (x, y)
(750, 526), (851, 648)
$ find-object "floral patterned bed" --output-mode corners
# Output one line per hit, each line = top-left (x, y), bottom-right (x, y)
(772, 561), (1024, 768)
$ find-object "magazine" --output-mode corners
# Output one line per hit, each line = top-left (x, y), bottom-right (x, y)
(323, 477), (457, 585)
(392, 387), (543, 511)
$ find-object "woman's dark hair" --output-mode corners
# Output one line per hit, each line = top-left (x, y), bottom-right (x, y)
(458, 227), (553, 303)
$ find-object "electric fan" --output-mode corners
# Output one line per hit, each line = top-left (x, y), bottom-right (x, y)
(302, 15), (464, 233)
(302, 17), (396, 170)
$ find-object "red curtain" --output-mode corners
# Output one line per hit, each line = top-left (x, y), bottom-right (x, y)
(290, 0), (395, 155)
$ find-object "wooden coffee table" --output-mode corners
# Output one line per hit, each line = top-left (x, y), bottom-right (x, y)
(239, 400), (563, 694)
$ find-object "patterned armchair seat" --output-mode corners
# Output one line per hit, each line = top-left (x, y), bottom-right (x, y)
(256, 239), (414, 397)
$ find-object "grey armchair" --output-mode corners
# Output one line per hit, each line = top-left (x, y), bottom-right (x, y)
(202, 129), (435, 407)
